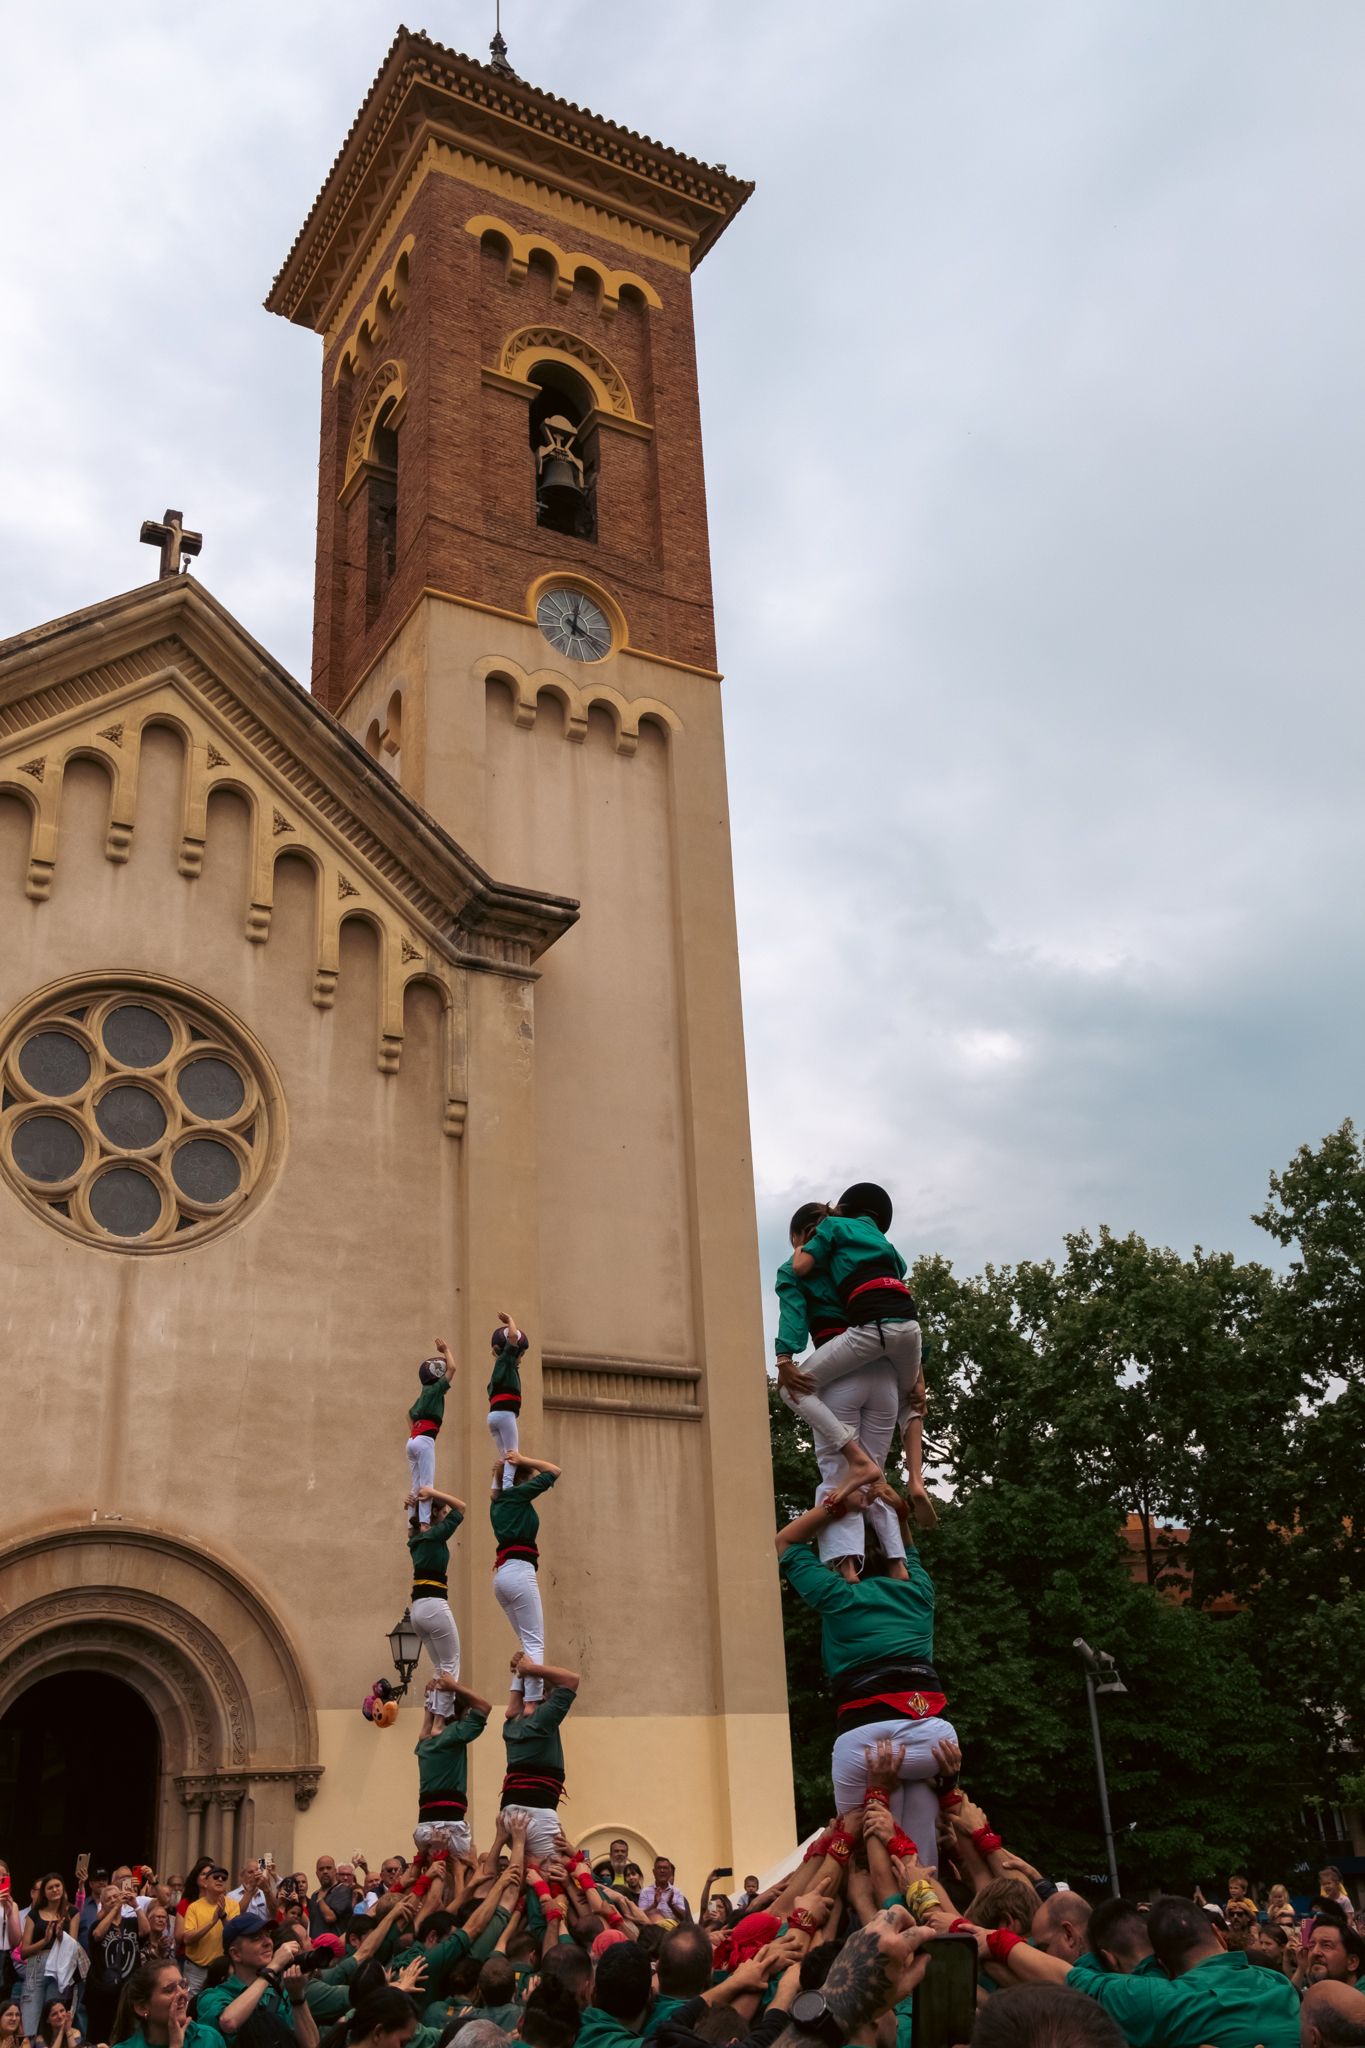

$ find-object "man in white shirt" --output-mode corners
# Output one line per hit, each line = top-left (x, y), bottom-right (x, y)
(227, 1860), (277, 1920)
(638, 1858), (690, 1921)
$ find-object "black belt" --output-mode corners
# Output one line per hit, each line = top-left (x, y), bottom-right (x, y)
(832, 1659), (941, 1708)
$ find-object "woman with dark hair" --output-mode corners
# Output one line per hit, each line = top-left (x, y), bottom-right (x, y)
(0, 2000), (28, 2048)
(0, 1870), (24, 2004)
(19, 1878), (79, 2038)
(110, 1959), (220, 2048)
(174, 1863), (212, 1963)
(37, 1999), (81, 2048)
(318, 1990), (417, 2048)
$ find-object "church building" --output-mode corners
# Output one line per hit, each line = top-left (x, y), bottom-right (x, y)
(0, 28), (793, 1881)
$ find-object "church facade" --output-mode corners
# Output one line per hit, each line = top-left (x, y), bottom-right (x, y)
(0, 32), (793, 1879)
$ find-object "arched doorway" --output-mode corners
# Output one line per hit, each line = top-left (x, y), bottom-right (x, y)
(0, 1672), (159, 1883)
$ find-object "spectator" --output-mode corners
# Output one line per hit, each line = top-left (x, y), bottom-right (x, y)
(228, 1866), (276, 1923)
(309, 1861), (356, 1939)
(638, 1863), (690, 1923)
(620, 1866), (645, 1905)
(1227, 1875), (1256, 1912)
(1305, 1918), (1365, 1989)
(1252, 1921), (1296, 1975)
(86, 1881), (146, 2044)
(140, 1905), (175, 1967)
(19, 1876), (80, 2039)
(180, 1863), (238, 1995)
(0, 2003), (25, 2048)
(37, 1999), (81, 2048)
(196, 1915), (318, 2045)
(111, 1959), (220, 2048)
(1031, 1894), (1093, 1965)
(1316, 1872), (1354, 1923)
(1301, 1981), (1365, 2048)
(579, 1942), (654, 2048)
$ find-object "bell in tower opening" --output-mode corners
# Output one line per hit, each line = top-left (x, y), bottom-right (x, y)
(530, 370), (596, 541)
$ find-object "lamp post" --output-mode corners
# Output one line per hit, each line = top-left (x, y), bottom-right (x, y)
(387, 1611), (422, 1698)
(1074, 1637), (1126, 1896)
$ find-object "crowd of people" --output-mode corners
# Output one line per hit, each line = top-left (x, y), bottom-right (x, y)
(2, 1189), (1360, 2048)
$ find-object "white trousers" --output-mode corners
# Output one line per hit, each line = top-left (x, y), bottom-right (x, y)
(831, 1712), (958, 1871)
(407, 1434), (436, 1523)
(411, 1594), (461, 1716)
(500, 1806), (562, 1861)
(809, 1363), (905, 1563)
(493, 1557), (545, 1701)
(781, 1321), (923, 1449)
(488, 1408), (519, 1487)
(413, 1818), (471, 1857)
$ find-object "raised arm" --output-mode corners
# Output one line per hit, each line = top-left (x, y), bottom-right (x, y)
(416, 1485), (467, 1513)
(503, 1451), (562, 1479)
(513, 1655), (579, 1692)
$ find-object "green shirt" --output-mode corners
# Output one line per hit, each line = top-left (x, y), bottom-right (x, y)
(488, 1335), (529, 1403)
(642, 1995), (688, 2040)
(1066, 1948), (1301, 2048)
(409, 1507), (462, 1580)
(774, 1257), (847, 1360)
(802, 1214), (908, 1296)
(409, 1380), (448, 1427)
(778, 1540), (935, 1678)
(114, 2027), (223, 2048)
(577, 2007), (644, 2048)
(416, 1705), (488, 1807)
(197, 1974), (294, 2038)
(502, 1681), (576, 1786)
(491, 1470), (557, 1556)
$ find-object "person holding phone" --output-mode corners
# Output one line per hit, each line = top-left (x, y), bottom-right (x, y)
(775, 1491), (957, 1868)
(19, 1877), (80, 2038)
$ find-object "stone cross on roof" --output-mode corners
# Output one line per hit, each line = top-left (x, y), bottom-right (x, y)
(139, 509), (203, 579)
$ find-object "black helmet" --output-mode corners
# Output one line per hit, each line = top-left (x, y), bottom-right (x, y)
(838, 1182), (893, 1232)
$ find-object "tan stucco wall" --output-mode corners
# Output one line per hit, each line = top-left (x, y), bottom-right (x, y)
(0, 579), (795, 1878)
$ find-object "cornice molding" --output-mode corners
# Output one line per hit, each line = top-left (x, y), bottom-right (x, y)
(268, 28), (752, 330)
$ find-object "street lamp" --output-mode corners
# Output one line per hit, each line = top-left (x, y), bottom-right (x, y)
(1074, 1637), (1127, 1896)
(387, 1610), (422, 1697)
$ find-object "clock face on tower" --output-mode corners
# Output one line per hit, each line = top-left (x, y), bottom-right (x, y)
(536, 587), (613, 663)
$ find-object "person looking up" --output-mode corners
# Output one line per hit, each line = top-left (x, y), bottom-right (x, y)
(111, 1960), (221, 2048)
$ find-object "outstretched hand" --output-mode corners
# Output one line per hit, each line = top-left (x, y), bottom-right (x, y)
(864, 1736), (906, 1792)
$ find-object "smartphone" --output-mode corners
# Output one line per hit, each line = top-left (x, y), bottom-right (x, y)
(911, 1933), (978, 2048)
(712, 1868), (734, 1880)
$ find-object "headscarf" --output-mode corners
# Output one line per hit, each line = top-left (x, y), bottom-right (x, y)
(715, 1911), (780, 1972)
(590, 1929), (628, 1960)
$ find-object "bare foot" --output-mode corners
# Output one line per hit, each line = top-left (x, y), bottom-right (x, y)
(839, 1440), (882, 1490)
(910, 1486), (940, 1531)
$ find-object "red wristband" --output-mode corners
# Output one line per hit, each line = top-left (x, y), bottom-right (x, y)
(938, 1789), (963, 1811)
(948, 1918), (972, 1934)
(804, 1832), (832, 1863)
(986, 1929), (1022, 1963)
(607, 1910), (623, 1928)
(865, 1787), (891, 1809)
(824, 1828), (853, 1865)
(788, 1909), (815, 1933)
(971, 1827), (1003, 1856)
(887, 1831), (918, 1859)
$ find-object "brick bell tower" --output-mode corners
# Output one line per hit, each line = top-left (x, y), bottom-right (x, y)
(268, 29), (794, 1868)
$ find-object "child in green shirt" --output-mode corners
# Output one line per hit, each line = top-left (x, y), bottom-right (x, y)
(407, 1337), (454, 1528)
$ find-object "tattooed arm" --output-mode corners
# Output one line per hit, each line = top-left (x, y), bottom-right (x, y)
(766, 1909), (933, 2048)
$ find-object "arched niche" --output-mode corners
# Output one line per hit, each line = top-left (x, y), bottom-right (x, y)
(0, 1525), (321, 1872)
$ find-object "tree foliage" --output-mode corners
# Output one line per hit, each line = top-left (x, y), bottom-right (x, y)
(771, 1122), (1365, 1885)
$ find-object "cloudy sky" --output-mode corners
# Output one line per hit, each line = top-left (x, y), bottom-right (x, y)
(3, 2), (1362, 1293)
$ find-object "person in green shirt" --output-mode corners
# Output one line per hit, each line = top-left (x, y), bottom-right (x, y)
(790, 1187), (936, 1531)
(413, 1679), (491, 1859)
(499, 1654), (580, 1863)
(406, 1485), (465, 1722)
(487, 1310), (530, 1484)
(774, 1203), (911, 1580)
(195, 1916), (318, 2047)
(110, 1959), (223, 2048)
(491, 1450), (561, 1710)
(981, 1892), (1302, 2048)
(776, 1494), (956, 1869)
(406, 1339), (454, 1529)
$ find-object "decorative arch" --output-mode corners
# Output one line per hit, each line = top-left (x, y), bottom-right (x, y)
(496, 326), (636, 420)
(467, 215), (662, 320)
(476, 652), (681, 758)
(344, 358), (408, 489)
(0, 1524), (320, 1871)
(333, 236), (415, 382)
